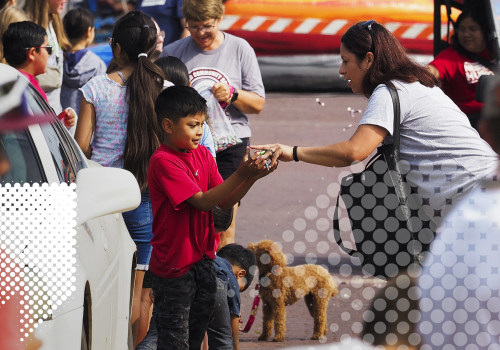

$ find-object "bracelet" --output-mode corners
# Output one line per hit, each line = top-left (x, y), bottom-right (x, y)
(226, 85), (235, 103)
(293, 146), (299, 162)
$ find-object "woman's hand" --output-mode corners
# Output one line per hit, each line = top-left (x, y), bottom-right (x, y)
(211, 82), (232, 103)
(250, 144), (292, 166)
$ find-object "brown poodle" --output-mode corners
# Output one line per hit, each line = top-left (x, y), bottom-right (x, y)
(247, 239), (338, 342)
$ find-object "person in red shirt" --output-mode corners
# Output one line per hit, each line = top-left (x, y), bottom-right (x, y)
(427, 5), (496, 130)
(148, 85), (275, 350)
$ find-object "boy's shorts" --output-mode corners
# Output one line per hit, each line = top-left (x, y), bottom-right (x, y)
(143, 269), (152, 289)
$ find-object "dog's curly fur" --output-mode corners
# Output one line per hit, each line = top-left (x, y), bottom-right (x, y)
(248, 239), (338, 342)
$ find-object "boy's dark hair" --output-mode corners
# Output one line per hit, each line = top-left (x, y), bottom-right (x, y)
(218, 244), (257, 292)
(155, 56), (190, 87)
(63, 8), (95, 46)
(155, 85), (207, 125)
(2, 21), (46, 68)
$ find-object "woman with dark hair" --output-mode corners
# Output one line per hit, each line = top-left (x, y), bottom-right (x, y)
(427, 6), (496, 129)
(74, 10), (165, 346)
(254, 20), (497, 248)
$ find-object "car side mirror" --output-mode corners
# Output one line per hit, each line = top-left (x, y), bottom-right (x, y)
(75, 167), (141, 226)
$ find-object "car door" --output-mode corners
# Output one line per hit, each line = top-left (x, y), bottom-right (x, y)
(23, 86), (132, 349)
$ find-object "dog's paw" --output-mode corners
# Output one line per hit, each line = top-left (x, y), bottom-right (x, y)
(272, 335), (285, 342)
(258, 334), (269, 341)
(311, 333), (328, 341)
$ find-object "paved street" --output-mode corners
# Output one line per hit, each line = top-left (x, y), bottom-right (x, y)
(235, 92), (386, 349)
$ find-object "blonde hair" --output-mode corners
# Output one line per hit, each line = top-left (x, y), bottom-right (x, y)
(23, 0), (70, 51)
(182, 0), (225, 22)
(0, 6), (29, 63)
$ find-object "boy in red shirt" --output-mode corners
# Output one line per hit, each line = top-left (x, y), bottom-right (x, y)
(2, 21), (74, 128)
(148, 85), (275, 350)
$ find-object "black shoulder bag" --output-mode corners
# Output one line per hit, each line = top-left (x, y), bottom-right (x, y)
(333, 85), (432, 280)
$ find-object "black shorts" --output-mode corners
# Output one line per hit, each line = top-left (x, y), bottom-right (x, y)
(143, 269), (152, 289)
(216, 137), (249, 180)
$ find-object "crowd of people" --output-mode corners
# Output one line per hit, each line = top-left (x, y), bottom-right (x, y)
(1, 0), (499, 349)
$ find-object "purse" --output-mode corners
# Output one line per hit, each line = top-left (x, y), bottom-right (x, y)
(333, 84), (432, 280)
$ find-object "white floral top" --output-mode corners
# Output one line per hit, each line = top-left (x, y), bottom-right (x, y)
(80, 74), (129, 168)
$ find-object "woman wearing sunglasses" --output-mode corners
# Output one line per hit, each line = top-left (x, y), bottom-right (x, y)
(253, 20), (498, 280)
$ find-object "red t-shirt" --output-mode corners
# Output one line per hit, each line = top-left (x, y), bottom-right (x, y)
(18, 70), (48, 102)
(148, 144), (224, 278)
(429, 47), (494, 115)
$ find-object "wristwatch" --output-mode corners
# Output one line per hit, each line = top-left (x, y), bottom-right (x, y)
(230, 87), (239, 103)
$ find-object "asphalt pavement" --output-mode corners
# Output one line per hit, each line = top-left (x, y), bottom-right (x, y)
(235, 91), (386, 349)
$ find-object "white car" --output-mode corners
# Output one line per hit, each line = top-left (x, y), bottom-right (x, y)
(0, 63), (139, 349)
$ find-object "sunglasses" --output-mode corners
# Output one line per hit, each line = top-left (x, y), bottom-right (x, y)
(361, 19), (376, 53)
(26, 46), (53, 55)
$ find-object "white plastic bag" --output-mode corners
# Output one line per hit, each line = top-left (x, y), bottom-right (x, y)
(199, 89), (241, 152)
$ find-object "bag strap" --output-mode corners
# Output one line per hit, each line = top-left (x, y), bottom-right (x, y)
(333, 195), (356, 256)
(388, 84), (401, 153)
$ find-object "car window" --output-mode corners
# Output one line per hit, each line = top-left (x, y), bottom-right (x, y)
(0, 130), (45, 185)
(23, 85), (86, 184)
(39, 123), (77, 184)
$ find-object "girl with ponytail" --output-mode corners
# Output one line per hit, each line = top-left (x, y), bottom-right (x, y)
(75, 10), (165, 346)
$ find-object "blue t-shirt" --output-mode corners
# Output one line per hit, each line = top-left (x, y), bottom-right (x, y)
(138, 0), (184, 45)
(213, 256), (240, 316)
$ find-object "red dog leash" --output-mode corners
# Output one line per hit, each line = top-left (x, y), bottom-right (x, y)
(239, 283), (260, 333)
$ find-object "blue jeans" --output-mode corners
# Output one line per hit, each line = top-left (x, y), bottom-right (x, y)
(122, 191), (153, 269)
(136, 316), (157, 350)
(151, 257), (216, 350)
(207, 277), (233, 349)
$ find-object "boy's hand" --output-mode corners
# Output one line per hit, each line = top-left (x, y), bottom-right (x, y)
(237, 147), (278, 179)
(57, 107), (77, 128)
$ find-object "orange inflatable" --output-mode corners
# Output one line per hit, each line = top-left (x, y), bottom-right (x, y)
(221, 0), (452, 55)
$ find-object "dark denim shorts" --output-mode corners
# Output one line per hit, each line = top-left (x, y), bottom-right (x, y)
(122, 191), (153, 269)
